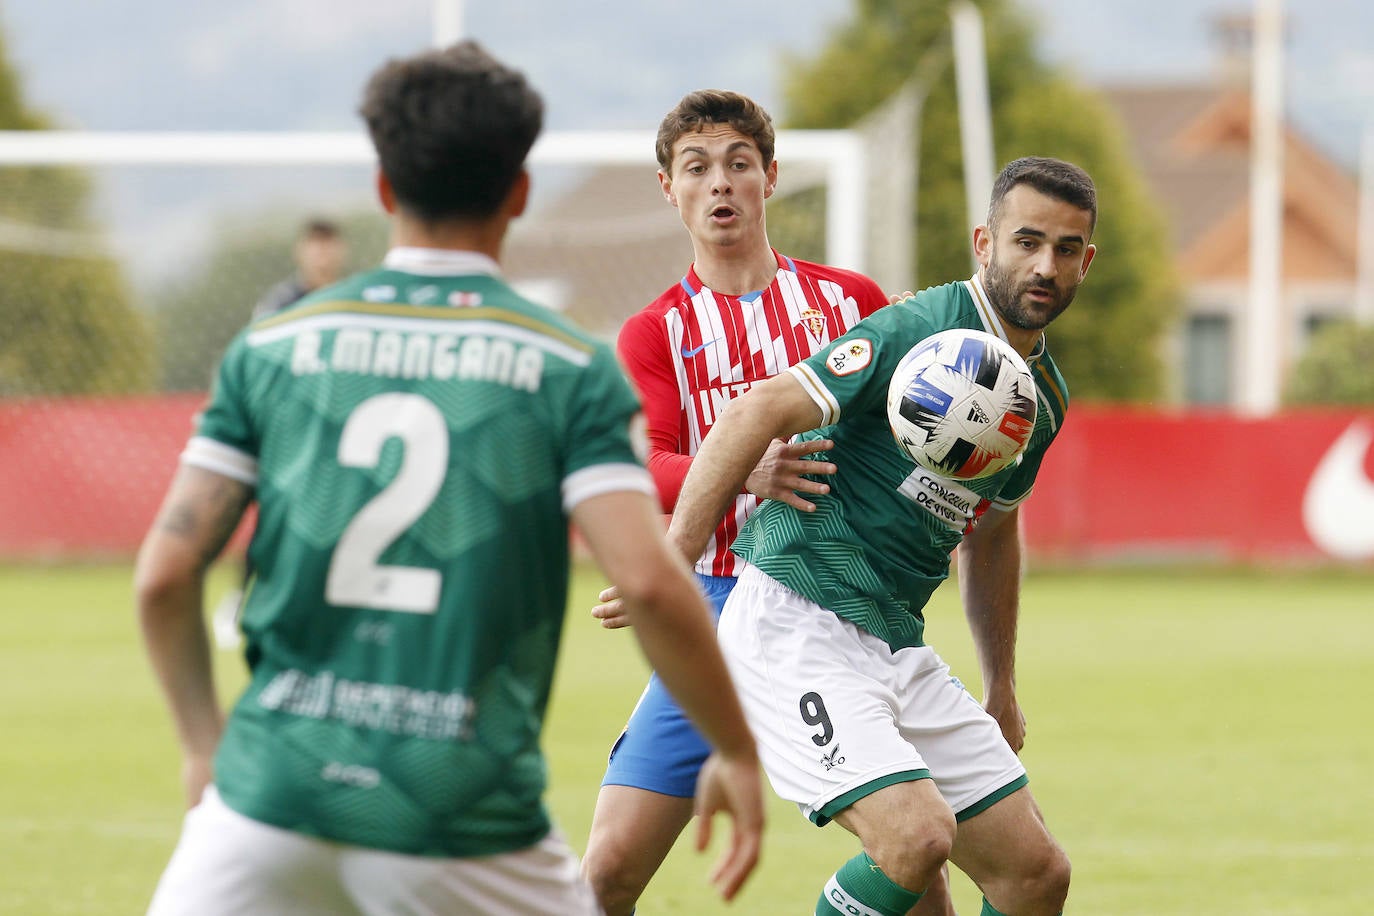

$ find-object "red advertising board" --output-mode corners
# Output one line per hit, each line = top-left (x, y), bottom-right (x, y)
(2, 396), (1372, 564)
(1023, 405), (1374, 564)
(0, 394), (210, 559)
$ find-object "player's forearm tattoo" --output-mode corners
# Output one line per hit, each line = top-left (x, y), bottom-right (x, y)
(158, 503), (200, 538)
(157, 474), (252, 564)
(202, 478), (250, 563)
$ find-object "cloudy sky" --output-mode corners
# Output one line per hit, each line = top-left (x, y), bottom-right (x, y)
(3, 0), (1370, 159)
(1, 0), (1370, 282)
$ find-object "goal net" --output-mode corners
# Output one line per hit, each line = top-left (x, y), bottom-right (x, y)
(0, 126), (910, 558)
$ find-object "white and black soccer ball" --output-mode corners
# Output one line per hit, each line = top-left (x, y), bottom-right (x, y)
(886, 329), (1038, 480)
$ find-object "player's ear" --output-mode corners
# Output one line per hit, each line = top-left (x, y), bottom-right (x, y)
(376, 171), (396, 215)
(1078, 243), (1097, 280)
(763, 159), (778, 199)
(506, 168), (531, 219)
(972, 224), (993, 268)
(658, 168), (677, 207)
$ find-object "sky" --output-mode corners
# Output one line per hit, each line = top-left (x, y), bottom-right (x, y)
(0, 0), (841, 131)
(2, 0), (1369, 159)
(1021, 0), (1374, 168)
(1, 0), (1371, 280)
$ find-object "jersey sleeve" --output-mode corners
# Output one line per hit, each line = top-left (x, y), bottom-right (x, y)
(181, 335), (260, 485)
(616, 309), (691, 512)
(991, 399), (1066, 511)
(787, 299), (938, 428)
(988, 438), (1048, 511)
(851, 271), (891, 319)
(561, 340), (656, 513)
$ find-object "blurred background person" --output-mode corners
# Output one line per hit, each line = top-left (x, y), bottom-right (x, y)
(250, 217), (348, 319)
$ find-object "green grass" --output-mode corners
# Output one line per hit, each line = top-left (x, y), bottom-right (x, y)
(1, 562), (1371, 913)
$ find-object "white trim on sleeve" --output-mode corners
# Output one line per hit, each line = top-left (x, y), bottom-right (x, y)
(991, 485), (1033, 512)
(562, 463), (656, 512)
(181, 436), (258, 486)
(787, 363), (839, 426)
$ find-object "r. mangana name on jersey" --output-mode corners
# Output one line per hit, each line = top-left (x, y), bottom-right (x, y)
(289, 328), (545, 391)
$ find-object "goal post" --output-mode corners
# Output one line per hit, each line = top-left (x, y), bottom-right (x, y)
(0, 128), (868, 272)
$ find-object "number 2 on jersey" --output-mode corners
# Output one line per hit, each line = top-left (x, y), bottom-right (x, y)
(325, 393), (447, 614)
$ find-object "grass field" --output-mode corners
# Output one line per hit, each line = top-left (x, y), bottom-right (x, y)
(1, 561), (1371, 914)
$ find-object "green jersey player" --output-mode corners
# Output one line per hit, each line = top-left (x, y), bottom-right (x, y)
(135, 41), (762, 916)
(666, 157), (1097, 916)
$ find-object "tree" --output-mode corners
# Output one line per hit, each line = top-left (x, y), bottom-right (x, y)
(1283, 321), (1374, 406)
(0, 32), (154, 396)
(778, 0), (1181, 402)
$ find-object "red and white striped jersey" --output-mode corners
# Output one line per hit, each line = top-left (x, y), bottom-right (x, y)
(617, 250), (888, 576)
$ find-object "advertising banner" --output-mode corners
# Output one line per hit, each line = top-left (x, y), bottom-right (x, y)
(3, 398), (1372, 564)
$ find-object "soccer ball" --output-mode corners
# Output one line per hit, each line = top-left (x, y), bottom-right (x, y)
(886, 329), (1038, 480)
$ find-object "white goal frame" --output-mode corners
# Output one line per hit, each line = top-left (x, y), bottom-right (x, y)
(0, 129), (869, 272)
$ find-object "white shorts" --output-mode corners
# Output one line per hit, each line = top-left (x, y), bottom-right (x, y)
(718, 567), (1026, 826)
(147, 787), (602, 916)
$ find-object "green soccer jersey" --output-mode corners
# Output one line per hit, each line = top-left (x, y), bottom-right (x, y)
(733, 275), (1069, 651)
(184, 248), (653, 857)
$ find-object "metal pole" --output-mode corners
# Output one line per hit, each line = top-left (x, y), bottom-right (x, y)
(950, 0), (995, 270)
(1357, 125), (1374, 324)
(1241, 0), (1284, 415)
(433, 0), (464, 46)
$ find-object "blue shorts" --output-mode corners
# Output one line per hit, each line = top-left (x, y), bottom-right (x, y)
(601, 573), (736, 798)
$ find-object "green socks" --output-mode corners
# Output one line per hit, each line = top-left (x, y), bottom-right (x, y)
(815, 852), (923, 915)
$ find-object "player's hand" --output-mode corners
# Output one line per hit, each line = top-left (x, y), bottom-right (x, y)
(590, 584), (631, 629)
(694, 750), (765, 903)
(887, 290), (916, 304)
(181, 751), (215, 809)
(984, 687), (1027, 754)
(745, 438), (836, 512)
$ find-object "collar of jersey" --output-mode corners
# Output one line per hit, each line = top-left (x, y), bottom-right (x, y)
(383, 247), (502, 277)
(680, 248), (794, 298)
(965, 272), (1046, 365)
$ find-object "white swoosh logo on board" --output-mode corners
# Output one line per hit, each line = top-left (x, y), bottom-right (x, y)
(1302, 420), (1374, 560)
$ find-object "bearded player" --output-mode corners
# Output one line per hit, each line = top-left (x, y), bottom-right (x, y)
(663, 157), (1096, 915)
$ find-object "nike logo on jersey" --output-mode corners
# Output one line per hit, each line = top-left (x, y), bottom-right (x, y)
(681, 339), (718, 358)
(1302, 420), (1374, 560)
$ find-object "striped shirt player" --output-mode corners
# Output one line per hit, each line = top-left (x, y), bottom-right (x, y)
(720, 272), (1067, 831)
(144, 249), (650, 914)
(601, 250), (887, 797)
(621, 251), (889, 576)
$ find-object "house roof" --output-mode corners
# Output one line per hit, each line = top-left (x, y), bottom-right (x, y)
(1101, 82), (1359, 283)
